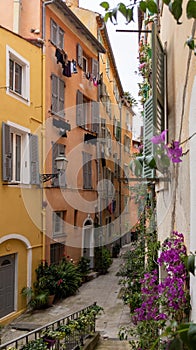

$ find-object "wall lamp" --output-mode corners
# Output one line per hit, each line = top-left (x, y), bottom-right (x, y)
(40, 154), (68, 183)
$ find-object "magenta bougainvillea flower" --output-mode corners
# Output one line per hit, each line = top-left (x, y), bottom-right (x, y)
(166, 141), (183, 163)
(151, 130), (167, 144)
(151, 130), (183, 164)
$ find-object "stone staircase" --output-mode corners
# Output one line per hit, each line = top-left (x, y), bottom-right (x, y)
(95, 338), (130, 349)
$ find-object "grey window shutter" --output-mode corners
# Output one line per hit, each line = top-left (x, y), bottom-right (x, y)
(143, 23), (166, 178)
(91, 101), (99, 133)
(2, 122), (12, 181)
(77, 44), (83, 68)
(51, 74), (58, 113)
(83, 152), (92, 189)
(52, 143), (66, 187)
(59, 79), (65, 117)
(92, 58), (98, 76)
(52, 142), (59, 187)
(76, 90), (84, 127)
(29, 134), (39, 185)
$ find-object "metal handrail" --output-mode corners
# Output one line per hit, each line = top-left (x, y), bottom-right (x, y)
(0, 302), (97, 350)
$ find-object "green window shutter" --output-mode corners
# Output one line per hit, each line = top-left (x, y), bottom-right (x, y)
(77, 43), (83, 69)
(2, 122), (12, 181)
(91, 101), (99, 133)
(76, 90), (85, 127)
(151, 23), (165, 134)
(29, 134), (39, 185)
(143, 23), (166, 178)
(143, 96), (155, 178)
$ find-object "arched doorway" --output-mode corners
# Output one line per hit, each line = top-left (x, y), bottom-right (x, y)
(82, 217), (94, 268)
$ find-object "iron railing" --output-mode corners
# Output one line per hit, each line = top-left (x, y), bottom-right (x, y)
(0, 303), (97, 350)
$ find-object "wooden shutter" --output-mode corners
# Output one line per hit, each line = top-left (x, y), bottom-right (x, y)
(50, 19), (57, 46)
(52, 143), (65, 187)
(92, 58), (98, 76)
(76, 90), (85, 127)
(29, 134), (39, 185)
(83, 152), (92, 189)
(2, 123), (12, 181)
(143, 23), (166, 178)
(58, 27), (64, 49)
(77, 43), (83, 68)
(91, 101), (99, 133)
(51, 74), (58, 113)
(59, 78), (65, 117)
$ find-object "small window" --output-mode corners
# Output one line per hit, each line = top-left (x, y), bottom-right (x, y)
(50, 243), (64, 264)
(83, 152), (92, 189)
(53, 211), (65, 237)
(6, 46), (30, 103)
(2, 122), (39, 184)
(74, 209), (78, 227)
(50, 19), (64, 48)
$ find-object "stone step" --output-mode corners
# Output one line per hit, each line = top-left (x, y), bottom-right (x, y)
(95, 339), (130, 349)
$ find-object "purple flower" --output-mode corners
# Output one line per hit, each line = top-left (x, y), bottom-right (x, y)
(151, 130), (167, 144)
(166, 141), (182, 163)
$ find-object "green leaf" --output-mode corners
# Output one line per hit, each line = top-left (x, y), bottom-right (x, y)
(146, 0), (158, 13)
(100, 1), (110, 11)
(163, 0), (170, 5)
(104, 11), (112, 22)
(186, 36), (195, 49)
(169, 0), (183, 22)
(168, 337), (183, 350)
(118, 2), (127, 16)
(145, 155), (157, 169)
(126, 7), (134, 23)
(110, 7), (118, 24)
(187, 0), (196, 18)
(178, 323), (190, 347)
(187, 254), (195, 275)
(140, 1), (147, 12)
(188, 323), (196, 349)
(129, 159), (143, 177)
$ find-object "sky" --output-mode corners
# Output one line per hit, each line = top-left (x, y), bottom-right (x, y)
(79, 0), (140, 100)
(79, 0), (143, 138)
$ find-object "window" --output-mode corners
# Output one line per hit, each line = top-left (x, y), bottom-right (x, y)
(123, 164), (129, 183)
(50, 19), (64, 48)
(50, 243), (64, 264)
(2, 122), (39, 184)
(51, 74), (65, 116)
(124, 196), (129, 213)
(126, 112), (132, 131)
(83, 152), (92, 189)
(124, 135), (131, 153)
(6, 46), (30, 103)
(106, 58), (110, 79)
(101, 119), (106, 139)
(82, 55), (88, 73)
(52, 143), (66, 187)
(74, 209), (78, 227)
(53, 211), (65, 237)
(106, 217), (112, 237)
(76, 91), (99, 132)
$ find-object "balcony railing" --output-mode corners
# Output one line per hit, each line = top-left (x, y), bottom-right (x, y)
(0, 303), (97, 350)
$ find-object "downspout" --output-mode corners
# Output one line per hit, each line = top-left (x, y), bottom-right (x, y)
(13, 0), (21, 34)
(41, 0), (54, 260)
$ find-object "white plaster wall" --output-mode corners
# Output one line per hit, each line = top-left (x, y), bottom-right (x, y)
(189, 76), (196, 322)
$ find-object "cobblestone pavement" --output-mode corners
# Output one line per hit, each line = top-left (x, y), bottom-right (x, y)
(1, 250), (131, 348)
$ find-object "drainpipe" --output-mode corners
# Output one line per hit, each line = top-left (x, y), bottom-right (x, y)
(13, 0), (21, 34)
(41, 0), (54, 260)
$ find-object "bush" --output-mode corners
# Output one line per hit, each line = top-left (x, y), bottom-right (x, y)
(94, 247), (112, 274)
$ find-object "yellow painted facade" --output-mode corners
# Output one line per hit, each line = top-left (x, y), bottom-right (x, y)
(0, 26), (43, 324)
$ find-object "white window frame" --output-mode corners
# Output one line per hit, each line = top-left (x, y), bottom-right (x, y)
(7, 121), (30, 184)
(6, 46), (30, 104)
(53, 211), (65, 237)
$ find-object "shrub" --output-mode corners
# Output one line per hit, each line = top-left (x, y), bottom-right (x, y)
(94, 247), (112, 274)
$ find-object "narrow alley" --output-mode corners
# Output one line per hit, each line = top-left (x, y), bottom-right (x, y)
(1, 253), (131, 349)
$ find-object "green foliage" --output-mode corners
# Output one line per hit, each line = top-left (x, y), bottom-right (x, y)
(94, 246), (112, 274)
(77, 256), (91, 277)
(21, 339), (47, 350)
(22, 259), (82, 310)
(100, 0), (196, 25)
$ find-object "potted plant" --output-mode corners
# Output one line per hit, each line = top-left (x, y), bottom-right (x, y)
(20, 338), (47, 350)
(41, 329), (63, 349)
